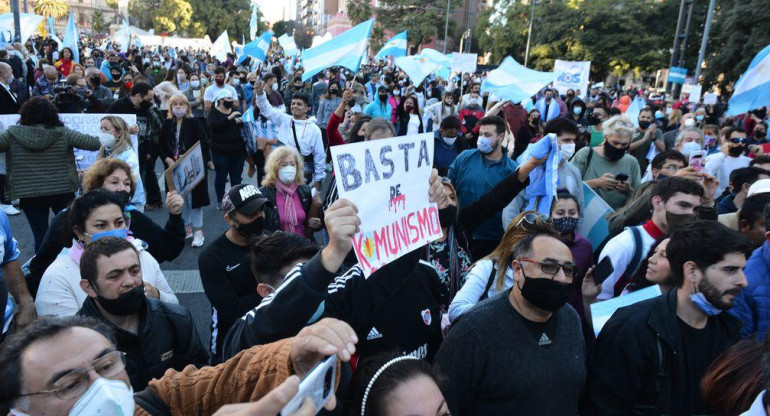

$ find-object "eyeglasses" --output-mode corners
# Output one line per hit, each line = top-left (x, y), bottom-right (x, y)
(517, 258), (576, 277)
(663, 164), (681, 172)
(17, 351), (126, 400)
(729, 138), (747, 144)
(515, 212), (552, 227)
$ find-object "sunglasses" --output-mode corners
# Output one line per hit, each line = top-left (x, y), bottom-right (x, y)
(517, 258), (576, 277)
(729, 138), (747, 144)
(515, 212), (552, 227)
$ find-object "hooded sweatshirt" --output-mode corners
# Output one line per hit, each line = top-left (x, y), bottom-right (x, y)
(364, 93), (393, 119)
(0, 125), (101, 199)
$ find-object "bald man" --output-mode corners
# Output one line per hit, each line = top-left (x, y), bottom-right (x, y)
(0, 62), (19, 114)
(31, 65), (61, 99)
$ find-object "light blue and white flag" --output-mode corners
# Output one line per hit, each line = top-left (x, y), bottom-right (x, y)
(394, 55), (440, 86)
(481, 56), (557, 104)
(625, 96), (644, 128)
(578, 183), (613, 249)
(48, 17), (63, 46)
(278, 33), (298, 57)
(374, 31), (407, 60)
(668, 66), (687, 85)
(249, 3), (259, 41)
(61, 12), (79, 63)
(242, 105), (255, 123)
(301, 19), (374, 82)
(237, 31), (273, 65)
(0, 13), (43, 44)
(0, 31), (7, 48)
(726, 43), (770, 116)
(210, 31), (231, 62)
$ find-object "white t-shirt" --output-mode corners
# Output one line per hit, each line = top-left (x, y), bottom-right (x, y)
(203, 84), (237, 104)
(406, 113), (421, 135)
(704, 152), (751, 196)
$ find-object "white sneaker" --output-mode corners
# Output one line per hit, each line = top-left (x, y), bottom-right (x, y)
(191, 230), (205, 247)
(2, 204), (20, 215)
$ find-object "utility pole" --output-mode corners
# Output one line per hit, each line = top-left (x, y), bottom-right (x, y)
(11, 0), (21, 42)
(667, 0), (696, 98)
(524, 0), (536, 67)
(694, 0), (716, 83)
(443, 0), (450, 54)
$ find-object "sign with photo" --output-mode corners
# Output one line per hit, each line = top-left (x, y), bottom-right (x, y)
(164, 141), (205, 196)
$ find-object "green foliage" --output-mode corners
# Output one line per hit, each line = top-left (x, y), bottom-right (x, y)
(33, 0), (69, 18)
(153, 0), (193, 33)
(187, 0), (266, 39)
(129, 0), (267, 38)
(272, 20), (296, 38)
(376, 0), (461, 50)
(92, 10), (107, 34)
(347, 0), (372, 25)
(105, 0), (119, 10)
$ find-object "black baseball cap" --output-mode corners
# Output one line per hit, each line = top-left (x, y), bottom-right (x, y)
(222, 184), (268, 215)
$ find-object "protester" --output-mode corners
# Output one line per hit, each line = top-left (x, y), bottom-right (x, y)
(397, 94), (424, 136)
(208, 89), (246, 206)
(457, 93), (485, 144)
(185, 72), (206, 120)
(203, 66), (238, 114)
(160, 94), (211, 246)
(316, 81), (342, 138)
(77, 237), (208, 390)
(425, 92), (458, 131)
(629, 107), (664, 172)
(587, 105), (609, 146)
(98, 116), (146, 209)
(35, 190), (177, 317)
(584, 221), (751, 415)
(0, 209), (35, 341)
(717, 167), (770, 215)
(364, 85), (393, 120)
(153, 70), (181, 111)
(700, 340), (765, 416)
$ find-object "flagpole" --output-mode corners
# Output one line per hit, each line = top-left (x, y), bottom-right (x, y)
(443, 0), (450, 54)
(524, 0), (536, 68)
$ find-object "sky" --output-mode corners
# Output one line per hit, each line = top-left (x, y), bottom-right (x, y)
(256, 0), (294, 24)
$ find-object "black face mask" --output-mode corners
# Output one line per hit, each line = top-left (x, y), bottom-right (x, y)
(603, 141), (628, 161)
(755, 131), (767, 140)
(139, 100), (152, 110)
(222, 101), (234, 109)
(518, 269), (571, 312)
(438, 205), (457, 228)
(329, 89), (339, 95)
(666, 211), (695, 232)
(113, 190), (131, 205)
(97, 284), (146, 316)
(90, 76), (101, 86)
(378, 94), (388, 102)
(728, 145), (745, 157)
(236, 216), (264, 237)
(587, 115), (602, 126)
(638, 120), (651, 130)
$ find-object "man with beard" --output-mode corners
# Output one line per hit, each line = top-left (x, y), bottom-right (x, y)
(583, 221), (750, 416)
(705, 127), (752, 197)
(203, 66), (238, 115)
(77, 237), (208, 390)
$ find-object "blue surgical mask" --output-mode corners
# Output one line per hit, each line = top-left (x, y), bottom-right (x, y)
(655, 110), (665, 119)
(87, 228), (128, 242)
(689, 291), (722, 316)
(695, 114), (705, 122)
(477, 136), (496, 154)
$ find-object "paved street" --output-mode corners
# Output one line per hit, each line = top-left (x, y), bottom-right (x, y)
(9, 163), (261, 350)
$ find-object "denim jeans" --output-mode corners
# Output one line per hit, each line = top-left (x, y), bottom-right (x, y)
(212, 151), (246, 203)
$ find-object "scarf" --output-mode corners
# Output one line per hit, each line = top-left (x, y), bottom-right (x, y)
(276, 181), (299, 233)
(520, 133), (561, 215)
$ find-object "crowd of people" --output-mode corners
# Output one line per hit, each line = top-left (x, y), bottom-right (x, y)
(0, 33), (769, 416)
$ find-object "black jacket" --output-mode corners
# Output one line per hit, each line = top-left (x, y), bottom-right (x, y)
(27, 207), (185, 297)
(207, 108), (246, 154)
(582, 290), (742, 416)
(78, 296), (210, 391)
(160, 117), (211, 208)
(258, 184), (312, 234)
(0, 84), (20, 115)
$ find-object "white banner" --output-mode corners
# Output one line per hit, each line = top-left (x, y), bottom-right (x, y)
(451, 53), (477, 74)
(0, 113), (138, 171)
(331, 133), (441, 276)
(681, 84), (703, 104)
(553, 59), (591, 96)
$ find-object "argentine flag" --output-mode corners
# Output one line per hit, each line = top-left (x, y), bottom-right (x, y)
(61, 13), (80, 63)
(726, 43), (770, 116)
(578, 183), (613, 249)
(375, 31), (407, 60)
(278, 34), (299, 57)
(48, 17), (63, 48)
(210, 31), (231, 63)
(301, 19), (374, 82)
(395, 54), (439, 86)
(668, 66), (687, 85)
(237, 31), (273, 65)
(249, 3), (259, 41)
(481, 56), (557, 104)
(624, 96), (645, 127)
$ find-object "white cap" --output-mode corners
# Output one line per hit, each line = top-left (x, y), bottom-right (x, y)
(747, 178), (770, 198)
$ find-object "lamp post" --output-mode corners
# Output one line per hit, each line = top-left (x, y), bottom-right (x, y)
(443, 0), (450, 53)
(524, 0), (536, 67)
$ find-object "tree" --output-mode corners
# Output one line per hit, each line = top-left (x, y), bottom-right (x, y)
(347, 0), (372, 25)
(375, 0), (461, 50)
(105, 0), (119, 11)
(187, 0), (266, 39)
(34, 0), (69, 18)
(272, 20), (296, 38)
(293, 24), (314, 49)
(0, 2), (9, 14)
(153, 0), (193, 33)
(92, 9), (107, 34)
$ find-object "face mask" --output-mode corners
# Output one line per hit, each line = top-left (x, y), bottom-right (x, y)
(518, 271), (571, 312)
(222, 100), (234, 109)
(559, 142), (576, 160)
(99, 132), (116, 149)
(683, 118), (695, 128)
(378, 94), (388, 102)
(97, 284), (146, 316)
(442, 136), (456, 146)
(638, 120), (651, 130)
(552, 216), (579, 234)
(755, 131), (767, 140)
(695, 115), (704, 122)
(573, 107), (583, 115)
(665, 211), (695, 232)
(231, 78), (240, 86)
(704, 135), (717, 147)
(26, 378), (135, 416)
(278, 166), (297, 184)
(587, 115), (601, 126)
(123, 81), (133, 90)
(191, 80), (200, 88)
(728, 145), (745, 157)
(655, 110), (665, 119)
(681, 141), (702, 156)
(689, 291), (722, 316)
(477, 137), (496, 154)
(172, 108), (187, 118)
(438, 205), (457, 228)
(90, 76), (101, 86)
(143, 58), (150, 64)
(114, 191), (131, 205)
(216, 78), (225, 86)
(177, 75), (185, 83)
(139, 99), (151, 110)
(272, 83), (279, 91)
(603, 141), (628, 161)
(152, 61), (160, 67)
(87, 228), (128, 242)
(236, 216), (265, 237)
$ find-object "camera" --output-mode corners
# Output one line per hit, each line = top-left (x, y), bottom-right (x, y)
(52, 82), (71, 95)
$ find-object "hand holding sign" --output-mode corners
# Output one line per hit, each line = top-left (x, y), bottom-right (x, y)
(321, 198), (361, 273)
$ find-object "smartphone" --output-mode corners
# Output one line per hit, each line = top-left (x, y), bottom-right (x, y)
(614, 173), (629, 182)
(593, 256), (615, 286)
(280, 355), (337, 416)
(689, 150), (706, 172)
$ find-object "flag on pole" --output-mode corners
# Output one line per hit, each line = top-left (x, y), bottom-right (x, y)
(481, 56), (557, 104)
(394, 55), (440, 86)
(301, 19), (374, 82)
(374, 31), (407, 60)
(62, 12), (80, 63)
(578, 183), (613, 249)
(278, 34), (298, 57)
(624, 96), (644, 127)
(0, 31), (7, 49)
(236, 31), (273, 65)
(249, 3), (259, 41)
(668, 66), (687, 85)
(48, 17), (63, 47)
(119, 18), (131, 50)
(210, 31), (231, 62)
(726, 43), (770, 117)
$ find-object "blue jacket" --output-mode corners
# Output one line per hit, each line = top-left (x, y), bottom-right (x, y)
(731, 241), (770, 339)
(448, 149), (517, 241)
(364, 94), (392, 119)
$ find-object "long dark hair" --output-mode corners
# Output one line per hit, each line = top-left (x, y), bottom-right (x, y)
(18, 97), (64, 128)
(624, 234), (670, 293)
(348, 115), (372, 143)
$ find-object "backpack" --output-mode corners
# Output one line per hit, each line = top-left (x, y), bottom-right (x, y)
(478, 261), (498, 302)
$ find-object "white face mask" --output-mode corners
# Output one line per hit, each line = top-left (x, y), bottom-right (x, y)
(231, 79), (240, 86)
(278, 166), (297, 184)
(11, 378), (134, 416)
(99, 132), (116, 149)
(272, 83), (279, 91)
(560, 142), (576, 160)
(190, 80), (200, 88)
(681, 141), (702, 156)
(683, 118), (695, 128)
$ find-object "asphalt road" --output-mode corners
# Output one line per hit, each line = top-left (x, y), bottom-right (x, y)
(9, 163), (262, 350)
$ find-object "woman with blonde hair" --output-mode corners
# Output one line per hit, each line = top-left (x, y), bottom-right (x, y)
(666, 108), (683, 132)
(98, 115), (146, 210)
(448, 211), (559, 322)
(160, 93), (211, 247)
(258, 147), (322, 236)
